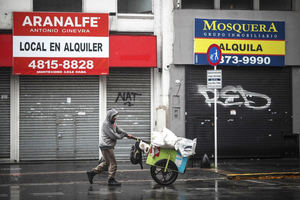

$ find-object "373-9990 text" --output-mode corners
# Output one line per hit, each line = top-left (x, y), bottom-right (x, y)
(219, 55), (271, 65)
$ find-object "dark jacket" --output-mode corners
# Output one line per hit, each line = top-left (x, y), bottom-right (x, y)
(99, 109), (128, 149)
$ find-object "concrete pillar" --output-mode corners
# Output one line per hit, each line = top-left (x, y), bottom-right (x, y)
(153, 0), (173, 130)
(10, 75), (19, 162)
(253, 0), (260, 10)
(214, 0), (220, 9)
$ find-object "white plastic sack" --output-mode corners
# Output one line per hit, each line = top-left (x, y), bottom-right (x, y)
(151, 128), (179, 149)
(162, 127), (179, 148)
(139, 141), (150, 154)
(175, 137), (197, 157)
(151, 131), (166, 147)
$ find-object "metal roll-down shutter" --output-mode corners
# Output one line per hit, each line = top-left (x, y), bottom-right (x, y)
(107, 68), (151, 160)
(20, 76), (99, 160)
(186, 66), (292, 158)
(0, 68), (10, 158)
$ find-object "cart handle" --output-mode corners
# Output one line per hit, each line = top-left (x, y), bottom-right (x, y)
(128, 135), (150, 144)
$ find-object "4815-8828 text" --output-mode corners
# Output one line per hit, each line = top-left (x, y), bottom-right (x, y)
(28, 60), (94, 70)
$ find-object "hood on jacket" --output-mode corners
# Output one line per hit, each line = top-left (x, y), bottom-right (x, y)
(106, 109), (119, 123)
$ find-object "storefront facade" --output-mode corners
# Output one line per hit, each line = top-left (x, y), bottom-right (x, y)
(170, 9), (300, 158)
(2, 0), (299, 162)
(0, 33), (156, 161)
(0, 0), (160, 162)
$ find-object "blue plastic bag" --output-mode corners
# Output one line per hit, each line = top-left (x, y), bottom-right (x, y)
(175, 152), (188, 173)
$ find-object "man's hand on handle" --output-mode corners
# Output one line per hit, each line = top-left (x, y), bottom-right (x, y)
(127, 134), (136, 139)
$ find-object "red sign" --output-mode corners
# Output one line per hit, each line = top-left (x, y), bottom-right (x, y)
(0, 34), (12, 67)
(2, 34), (157, 68)
(110, 35), (157, 67)
(13, 12), (109, 75)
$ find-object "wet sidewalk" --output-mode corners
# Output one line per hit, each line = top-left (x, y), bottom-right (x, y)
(216, 158), (300, 180)
(0, 158), (300, 183)
(0, 159), (222, 186)
(1, 158), (300, 199)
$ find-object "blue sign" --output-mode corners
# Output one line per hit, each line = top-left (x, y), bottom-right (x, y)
(207, 44), (222, 66)
(194, 18), (285, 66)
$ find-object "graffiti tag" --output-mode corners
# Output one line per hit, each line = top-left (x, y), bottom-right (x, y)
(115, 92), (142, 107)
(198, 85), (271, 110)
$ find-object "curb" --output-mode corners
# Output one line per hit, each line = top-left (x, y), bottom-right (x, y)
(227, 172), (300, 180)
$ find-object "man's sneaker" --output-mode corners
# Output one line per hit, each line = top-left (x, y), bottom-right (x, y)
(86, 171), (96, 184)
(108, 178), (121, 186)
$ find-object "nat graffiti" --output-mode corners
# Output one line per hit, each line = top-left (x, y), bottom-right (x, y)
(115, 92), (142, 107)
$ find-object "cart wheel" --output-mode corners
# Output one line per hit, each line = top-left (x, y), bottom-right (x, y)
(150, 159), (178, 185)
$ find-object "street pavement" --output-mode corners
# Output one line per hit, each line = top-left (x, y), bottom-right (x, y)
(0, 158), (300, 199)
(217, 158), (300, 180)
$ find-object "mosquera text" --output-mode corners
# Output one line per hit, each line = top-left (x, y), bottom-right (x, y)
(202, 20), (278, 34)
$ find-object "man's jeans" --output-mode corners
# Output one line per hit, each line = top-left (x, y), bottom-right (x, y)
(93, 148), (117, 179)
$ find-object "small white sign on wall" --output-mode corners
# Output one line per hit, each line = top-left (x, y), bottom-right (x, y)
(207, 70), (222, 89)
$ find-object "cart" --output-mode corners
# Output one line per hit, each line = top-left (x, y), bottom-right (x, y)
(130, 138), (189, 186)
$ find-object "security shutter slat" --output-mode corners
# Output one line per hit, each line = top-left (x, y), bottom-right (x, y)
(0, 68), (10, 158)
(107, 68), (151, 160)
(20, 76), (99, 160)
(186, 66), (292, 158)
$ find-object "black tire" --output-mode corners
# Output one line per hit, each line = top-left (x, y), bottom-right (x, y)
(150, 159), (178, 185)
